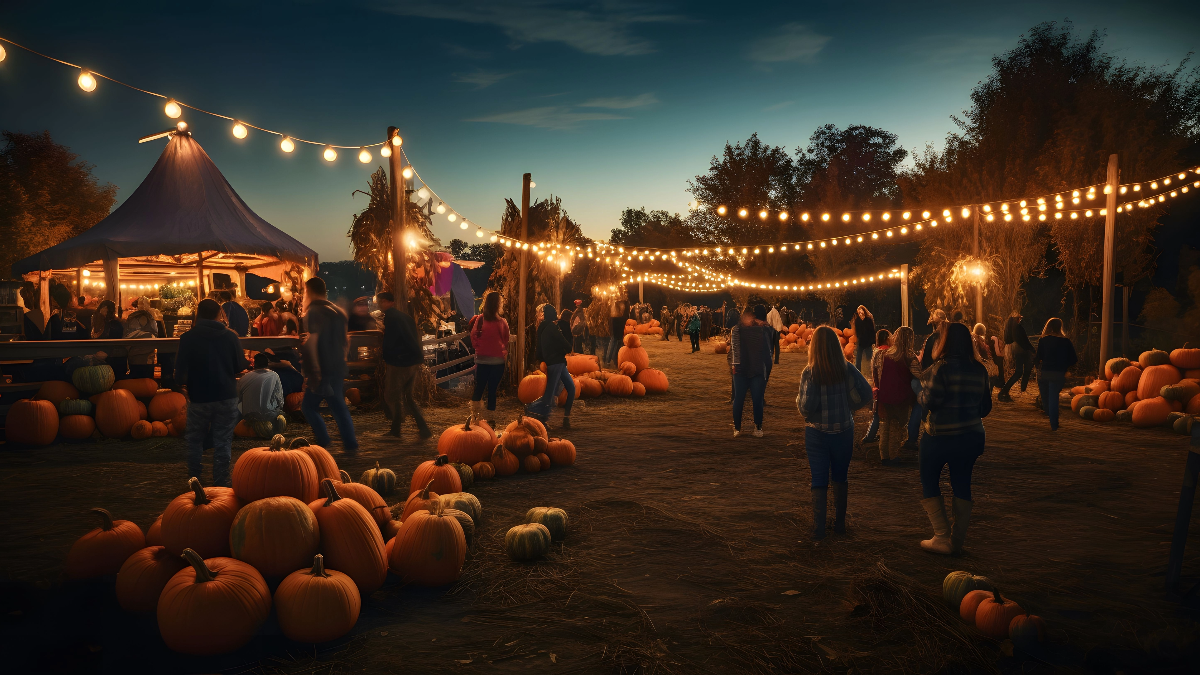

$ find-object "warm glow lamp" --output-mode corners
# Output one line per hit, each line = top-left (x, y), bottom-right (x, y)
(77, 69), (97, 92)
(164, 99), (182, 118)
(358, 147), (371, 163)
(401, 166), (413, 179)
(380, 144), (391, 157)
(280, 137), (295, 153)
(232, 122), (248, 139)
(323, 146), (337, 162)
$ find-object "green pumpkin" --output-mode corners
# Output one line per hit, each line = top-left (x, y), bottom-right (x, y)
(250, 415), (287, 438)
(525, 507), (569, 542)
(1173, 415), (1193, 435)
(505, 523), (551, 562)
(1079, 406), (1097, 420)
(942, 571), (993, 610)
(360, 462), (397, 496)
(1108, 358), (1132, 376)
(1140, 349), (1171, 367)
(57, 398), (94, 416)
(1166, 411), (1187, 429)
(437, 492), (481, 523)
(71, 365), (115, 395)
(451, 462), (475, 490)
(1116, 410), (1133, 423)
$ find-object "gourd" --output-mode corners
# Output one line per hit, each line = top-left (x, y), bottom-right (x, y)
(330, 477), (390, 527)
(436, 492), (482, 523)
(536, 452), (551, 470)
(973, 589), (1024, 638)
(545, 438), (576, 466)
(228, 496), (320, 578)
(131, 420), (154, 439)
(632, 382), (646, 396)
(1138, 349), (1171, 368)
(505, 414), (549, 440)
(518, 374), (547, 404)
(1138, 365), (1181, 401)
(472, 461), (496, 480)
(114, 378), (159, 398)
(1161, 380), (1200, 402)
(943, 571), (992, 610)
(1112, 365), (1142, 394)
(148, 391), (186, 421)
(1092, 408), (1116, 423)
(1097, 391), (1124, 412)
(635, 368), (669, 394)
(617, 345), (649, 373)
(605, 374), (634, 396)
(451, 462), (474, 489)
(525, 507), (568, 541)
(409, 454), (462, 495)
(1132, 396), (1172, 428)
(35, 380), (80, 406)
(1070, 394), (1098, 414)
(505, 523), (551, 562)
(65, 508), (145, 579)
(491, 444), (519, 476)
(959, 588), (993, 623)
(1078, 405), (1097, 420)
(522, 455), (542, 473)
(231, 434), (319, 504)
(360, 462), (398, 496)
(1105, 357), (1132, 380)
(1169, 346), (1200, 370)
(308, 479), (387, 595)
(57, 398), (93, 416)
(156, 549), (271, 655)
(274, 554), (361, 643)
(72, 364), (115, 395)
(95, 389), (142, 438)
(60, 414), (96, 440)
(1008, 612), (1046, 651)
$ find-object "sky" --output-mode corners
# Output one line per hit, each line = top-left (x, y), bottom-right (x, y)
(2, 1), (1198, 264)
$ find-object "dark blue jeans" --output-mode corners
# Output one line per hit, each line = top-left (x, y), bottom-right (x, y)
(918, 430), (985, 499)
(472, 362), (505, 411)
(855, 345), (872, 372)
(907, 379), (923, 443)
(529, 362), (574, 418)
(1038, 369), (1066, 430)
(185, 398), (239, 487)
(689, 332), (700, 351)
(805, 425), (854, 488)
(732, 373), (766, 430)
(301, 378), (358, 452)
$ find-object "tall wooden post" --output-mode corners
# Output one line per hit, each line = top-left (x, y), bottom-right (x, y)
(103, 250), (121, 310)
(38, 271), (50, 330)
(516, 173), (531, 378)
(387, 127), (409, 315)
(900, 263), (910, 327)
(1121, 285), (1131, 357)
(196, 254), (204, 301)
(639, 281), (644, 304)
(1099, 154), (1119, 378)
(973, 206), (983, 325)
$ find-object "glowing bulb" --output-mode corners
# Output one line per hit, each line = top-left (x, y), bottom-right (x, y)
(738, 208), (748, 218)
(323, 146), (337, 162)
(1004, 213), (1012, 221)
(176, 121), (188, 131)
(380, 145), (391, 157)
(448, 213), (457, 222)
(358, 147), (371, 163)
(82, 269), (91, 277)
(391, 134), (403, 147)
(862, 213), (871, 221)
(886, 231), (893, 237)
(983, 205), (991, 212)
(821, 213), (831, 221)
(1085, 209), (1093, 217)
(164, 99), (182, 118)
(961, 208), (970, 218)
(436, 203), (446, 214)
(758, 210), (768, 220)
(779, 211), (788, 221)
(1151, 182), (1158, 189)
(871, 233), (878, 239)
(922, 211), (931, 218)
(232, 122), (248, 139)
(1133, 184), (1141, 191)
(902, 211), (911, 219)
(1070, 212), (1078, 219)
(841, 213), (850, 222)
(717, 205), (727, 215)
(0, 44), (5, 62)
(801, 213), (809, 222)
(401, 166), (413, 179)
(460, 220), (468, 229)
(280, 137), (295, 153)
(882, 212), (891, 221)
(490, 235), (498, 242)
(77, 69), (97, 92)
(529, 181), (536, 188)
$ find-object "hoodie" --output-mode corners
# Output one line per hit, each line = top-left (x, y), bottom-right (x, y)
(175, 318), (247, 402)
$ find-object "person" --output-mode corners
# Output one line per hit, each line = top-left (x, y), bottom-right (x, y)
(124, 297), (160, 378)
(75, 296), (95, 334)
(990, 332), (1006, 389)
(267, 354), (304, 396)
(20, 284), (46, 340)
(972, 323), (1000, 387)
(729, 306), (774, 437)
(916, 321), (991, 555)
(608, 298), (627, 368)
(766, 304), (785, 364)
(557, 308), (573, 347)
(660, 305), (672, 341)
(1034, 318), (1077, 431)
(686, 310), (701, 353)
(347, 297), (378, 332)
(49, 298), (87, 340)
(876, 326), (922, 465)
(220, 291), (250, 337)
(906, 308), (947, 451)
(861, 328), (892, 444)
(237, 352), (286, 436)
(674, 305), (685, 342)
(253, 301), (282, 337)
(726, 304), (740, 337)
(797, 326), (873, 542)
(300, 277), (359, 453)
(376, 291), (430, 439)
(700, 306), (712, 340)
(570, 299), (588, 352)
(852, 305), (876, 374)
(175, 299), (246, 487)
(470, 291), (510, 428)
(530, 303), (575, 429)
(951, 310), (965, 324)
(998, 310), (1034, 401)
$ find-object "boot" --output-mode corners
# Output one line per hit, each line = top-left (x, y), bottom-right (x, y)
(468, 400), (481, 424)
(811, 487), (828, 540)
(561, 416), (571, 430)
(950, 497), (973, 554)
(919, 497), (953, 554)
(832, 482), (847, 534)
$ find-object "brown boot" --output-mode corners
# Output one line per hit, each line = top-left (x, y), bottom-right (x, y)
(950, 497), (973, 554)
(919, 497), (953, 554)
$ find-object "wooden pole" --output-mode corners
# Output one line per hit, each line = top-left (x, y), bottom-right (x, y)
(75, 268), (83, 303)
(196, 254), (204, 301)
(900, 263), (910, 327)
(38, 271), (50, 330)
(1122, 285), (1131, 357)
(387, 127), (409, 315)
(1099, 153), (1119, 379)
(103, 251), (121, 310)
(516, 173), (531, 378)
(639, 281), (643, 304)
(973, 206), (983, 325)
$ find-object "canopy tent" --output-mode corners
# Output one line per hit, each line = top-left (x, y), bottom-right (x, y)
(13, 130), (317, 309)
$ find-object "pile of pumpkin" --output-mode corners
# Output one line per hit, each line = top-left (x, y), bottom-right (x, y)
(1069, 347), (1200, 431)
(517, 334), (669, 402)
(779, 323), (814, 354)
(944, 571), (1046, 652)
(436, 413), (577, 477)
(625, 318), (664, 336)
(7, 365), (188, 447)
(62, 434), (483, 655)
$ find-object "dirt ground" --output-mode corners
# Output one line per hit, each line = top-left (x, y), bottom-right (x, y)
(2, 337), (1199, 674)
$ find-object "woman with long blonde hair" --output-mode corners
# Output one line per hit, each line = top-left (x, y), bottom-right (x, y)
(797, 325), (873, 542)
(1034, 318), (1076, 431)
(875, 325), (921, 465)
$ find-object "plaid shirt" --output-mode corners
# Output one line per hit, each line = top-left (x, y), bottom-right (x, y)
(918, 357), (992, 435)
(796, 362), (874, 433)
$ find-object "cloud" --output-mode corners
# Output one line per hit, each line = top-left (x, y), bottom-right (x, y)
(377, 1), (682, 56)
(467, 106), (628, 130)
(579, 92), (658, 109)
(763, 100), (794, 112)
(453, 69), (518, 88)
(747, 23), (830, 63)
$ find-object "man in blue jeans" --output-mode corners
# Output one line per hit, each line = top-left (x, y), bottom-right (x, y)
(299, 277), (358, 455)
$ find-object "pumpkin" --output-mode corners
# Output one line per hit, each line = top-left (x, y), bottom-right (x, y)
(959, 588), (993, 623)
(233, 420), (256, 437)
(381, 518), (402, 541)
(146, 515), (163, 546)
(635, 368), (669, 394)
(148, 391), (186, 421)
(95, 389), (140, 438)
(1162, 380), (1200, 402)
(160, 477), (242, 559)
(1116, 409), (1133, 423)
(116, 546), (187, 613)
(437, 492), (482, 523)
(525, 507), (568, 541)
(114, 378), (159, 399)
(137, 400), (149, 420)
(388, 501), (467, 585)
(57, 397), (94, 416)
(442, 508), (475, 545)
(1186, 393), (1200, 415)
(170, 406), (187, 434)
(438, 415), (497, 465)
(1008, 612), (1046, 650)
(506, 413), (548, 440)
(65, 508), (146, 579)
(1071, 394), (1098, 414)
(1138, 349), (1172, 368)
(55, 413), (92, 441)
(451, 462), (475, 489)
(229, 496), (320, 577)
(274, 554), (360, 643)
(522, 454), (542, 473)
(361, 462), (398, 496)
(1105, 357), (1132, 380)
(623, 333), (642, 348)
(1170, 346), (1200, 370)
(618, 361), (637, 376)
(545, 437), (576, 466)
(151, 420), (169, 436)
(1087, 379), (1109, 394)
(409, 454), (462, 495)
(35, 380), (80, 406)
(157, 549), (271, 655)
(617, 345), (650, 373)
(974, 589), (1024, 637)
(1092, 408), (1116, 423)
(396, 480), (441, 521)
(232, 434), (320, 503)
(502, 424), (536, 457)
(6, 399), (59, 446)
(631, 382), (646, 397)
(330, 477), (390, 527)
(1113, 365), (1142, 394)
(308, 479), (388, 595)
(1097, 390), (1125, 412)
(72, 364), (115, 394)
(1079, 405), (1097, 420)
(505, 523), (551, 562)
(491, 444), (520, 476)
(131, 419), (154, 440)
(345, 388), (361, 405)
(518, 373), (548, 404)
(1125, 390), (1139, 407)
(1138, 365), (1181, 401)
(566, 354), (600, 376)
(943, 571), (993, 609)
(1173, 415), (1193, 435)
(578, 377), (604, 398)
(1132, 396), (1173, 428)
(605, 374), (634, 396)
(472, 461), (496, 480)
(285, 392), (304, 412)
(284, 437), (339, 483)
(536, 452), (551, 470)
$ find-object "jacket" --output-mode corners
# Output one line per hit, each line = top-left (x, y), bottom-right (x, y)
(1035, 335), (1077, 372)
(686, 315), (701, 334)
(175, 318), (247, 403)
(302, 299), (349, 393)
(222, 301), (250, 337)
(535, 319), (571, 366)
(471, 315), (510, 363)
(853, 315), (876, 347)
(1003, 317), (1034, 352)
(729, 324), (774, 379)
(237, 368), (284, 416)
(381, 306), (423, 368)
(918, 356), (991, 436)
(796, 361), (873, 433)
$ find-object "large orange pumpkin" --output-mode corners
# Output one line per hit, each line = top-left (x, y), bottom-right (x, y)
(409, 454), (462, 495)
(6, 399), (59, 446)
(34, 380), (80, 406)
(148, 391), (187, 421)
(490, 443), (520, 476)
(506, 413), (548, 440)
(157, 549), (271, 655)
(114, 378), (159, 399)
(1187, 393), (1200, 415)
(437, 415), (497, 465)
(1092, 408), (1116, 422)
(1132, 396), (1172, 428)
(161, 477), (243, 558)
(287, 437), (340, 483)
(229, 496), (320, 577)
(501, 424), (536, 457)
(398, 480), (441, 521)
(635, 368), (669, 394)
(617, 345), (649, 373)
(146, 515), (163, 546)
(151, 420), (169, 437)
(330, 477), (390, 527)
(387, 501), (466, 586)
(95, 388), (141, 438)
(232, 434), (319, 503)
(517, 373), (547, 404)
(309, 480), (387, 594)
(973, 590), (1024, 638)
(274, 554), (361, 643)
(1097, 391), (1125, 412)
(605, 374), (634, 396)
(545, 438), (576, 466)
(1137, 365), (1181, 401)
(115, 545), (187, 613)
(65, 508), (146, 579)
(578, 377), (604, 398)
(285, 392), (304, 412)
(959, 589), (993, 623)
(60, 414), (96, 440)
(1113, 365), (1142, 394)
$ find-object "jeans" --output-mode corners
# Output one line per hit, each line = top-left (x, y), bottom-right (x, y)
(186, 398), (239, 487)
(1002, 349), (1033, 394)
(529, 362), (575, 419)
(608, 319), (625, 363)
(1038, 369), (1066, 430)
(907, 378), (924, 444)
(383, 363), (429, 435)
(864, 404), (879, 439)
(572, 335), (586, 353)
(595, 337), (611, 365)
(919, 430), (985, 499)
(805, 425), (854, 488)
(879, 403), (911, 460)
(302, 378), (359, 451)
(472, 362), (505, 411)
(855, 345), (872, 373)
(732, 373), (766, 430)
(689, 332), (700, 351)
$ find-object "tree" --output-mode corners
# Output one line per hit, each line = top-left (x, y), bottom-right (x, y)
(609, 208), (698, 249)
(687, 133), (798, 247)
(0, 131), (117, 277)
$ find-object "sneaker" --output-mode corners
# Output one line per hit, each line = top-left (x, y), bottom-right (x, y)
(733, 429), (742, 438)
(753, 427), (763, 438)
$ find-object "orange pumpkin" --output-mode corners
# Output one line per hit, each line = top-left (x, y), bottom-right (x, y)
(34, 380), (80, 406)
(618, 361), (637, 376)
(308, 479), (387, 595)
(636, 368), (669, 394)
(131, 419), (154, 440)
(170, 406), (187, 434)
(96, 388), (141, 438)
(632, 382), (646, 396)
(229, 496), (320, 577)
(409, 454), (462, 495)
(231, 434), (320, 504)
(623, 333), (642, 348)
(148, 391), (186, 421)
(959, 588), (993, 623)
(1132, 396), (1172, 428)
(1087, 379), (1109, 394)
(6, 399), (59, 446)
(60, 414), (96, 441)
(438, 415), (497, 465)
(472, 461), (496, 479)
(1125, 389), (1139, 407)
(284, 391), (304, 412)
(577, 377), (604, 398)
(490, 443), (520, 476)
(151, 420), (169, 437)
(566, 354), (600, 376)
(65, 508), (146, 579)
(1092, 408), (1116, 422)
(506, 413), (548, 440)
(1137, 364), (1181, 401)
(536, 452), (551, 470)
(381, 518), (402, 542)
(387, 501), (466, 586)
(501, 424), (536, 457)
(518, 373), (547, 404)
(973, 590), (1024, 638)
(146, 515), (163, 546)
(617, 345), (650, 373)
(1097, 390), (1124, 412)
(285, 437), (340, 483)
(1105, 357), (1132, 380)
(274, 554), (361, 643)
(398, 480), (441, 521)
(114, 378), (160, 398)
(522, 454), (542, 473)
(115, 545), (187, 613)
(161, 477), (243, 558)
(157, 549), (271, 655)
(605, 374), (634, 396)
(329, 478), (390, 527)
(545, 438), (576, 466)
(1113, 365), (1142, 394)
(1187, 393), (1200, 415)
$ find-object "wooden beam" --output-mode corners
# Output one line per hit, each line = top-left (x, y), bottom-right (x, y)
(1099, 154), (1119, 378)
(0, 336), (301, 359)
(516, 173), (531, 379)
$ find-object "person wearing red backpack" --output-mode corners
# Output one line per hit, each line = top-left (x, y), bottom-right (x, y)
(875, 326), (922, 466)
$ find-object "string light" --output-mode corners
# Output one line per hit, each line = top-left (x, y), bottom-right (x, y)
(280, 137), (295, 153)
(164, 99), (181, 118)
(232, 122), (248, 139)
(323, 146), (337, 162)
(401, 166), (413, 179)
(358, 147), (371, 163)
(380, 144), (391, 158)
(77, 69), (96, 92)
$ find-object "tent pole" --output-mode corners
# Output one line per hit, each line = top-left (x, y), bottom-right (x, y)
(38, 271), (50, 331)
(1099, 154), (1119, 379)
(103, 250), (121, 312)
(236, 267), (247, 299)
(197, 254), (204, 301)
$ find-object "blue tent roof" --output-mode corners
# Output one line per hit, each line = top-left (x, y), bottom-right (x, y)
(13, 131), (317, 274)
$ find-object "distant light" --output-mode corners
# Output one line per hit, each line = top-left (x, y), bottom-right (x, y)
(529, 181), (536, 188)
(380, 144), (391, 158)
(417, 187), (430, 200)
(78, 69), (97, 92)
(436, 203), (446, 214)
(717, 205), (727, 216)
(0, 44), (6, 62)
(323, 146), (337, 162)
(82, 269), (91, 277)
(401, 166), (413, 179)
(358, 147), (371, 163)
(738, 208), (748, 218)
(164, 99), (182, 118)
(232, 122), (248, 139)
(476, 229), (485, 238)
(758, 209), (768, 220)
(779, 211), (788, 221)
(280, 137), (295, 153)
(391, 134), (402, 147)
(448, 213), (458, 222)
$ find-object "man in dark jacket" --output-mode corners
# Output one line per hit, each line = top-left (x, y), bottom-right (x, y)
(300, 277), (359, 454)
(377, 291), (430, 439)
(998, 310), (1035, 401)
(220, 290), (250, 337)
(175, 299), (247, 486)
(530, 303), (575, 429)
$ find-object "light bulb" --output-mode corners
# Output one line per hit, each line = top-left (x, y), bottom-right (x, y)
(380, 145), (391, 157)
(717, 205), (727, 215)
(448, 213), (458, 222)
(476, 229), (484, 238)
(821, 213), (830, 221)
(758, 210), (768, 220)
(529, 181), (536, 188)
(841, 213), (850, 222)
(779, 211), (788, 221)
(176, 121), (188, 131)
(738, 208), (748, 218)
(401, 166), (413, 179)
(391, 134), (403, 147)
(0, 44), (5, 62)
(280, 137), (294, 152)
(164, 99), (182, 118)
(358, 147), (371, 163)
(78, 69), (97, 92)
(436, 203), (446, 214)
(460, 221), (468, 229)
(232, 122), (248, 139)
(862, 213), (871, 221)
(323, 146), (337, 162)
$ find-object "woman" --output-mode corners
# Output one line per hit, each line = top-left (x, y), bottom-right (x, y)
(729, 307), (774, 437)
(916, 322), (991, 555)
(875, 326), (921, 465)
(530, 303), (575, 429)
(972, 323), (1000, 388)
(124, 297), (160, 379)
(253, 301), (282, 337)
(1034, 318), (1077, 431)
(557, 308), (573, 347)
(999, 310), (1034, 401)
(470, 291), (510, 428)
(607, 298), (627, 368)
(797, 326), (873, 541)
(686, 310), (701, 353)
(852, 305), (876, 373)
(862, 328), (892, 444)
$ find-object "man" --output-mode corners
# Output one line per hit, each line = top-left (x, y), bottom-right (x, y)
(660, 305), (672, 341)
(300, 277), (359, 454)
(175, 299), (246, 486)
(347, 296), (378, 332)
(725, 303), (740, 337)
(238, 352), (286, 437)
(570, 299), (588, 353)
(766, 304), (785, 364)
(905, 309), (947, 451)
(220, 290), (250, 337)
(377, 291), (431, 439)
(74, 296), (95, 334)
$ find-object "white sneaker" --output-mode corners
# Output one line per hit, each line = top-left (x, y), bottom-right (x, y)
(753, 427), (764, 437)
(733, 429), (742, 438)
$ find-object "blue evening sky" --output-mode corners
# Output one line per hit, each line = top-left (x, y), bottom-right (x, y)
(2, 1), (1197, 262)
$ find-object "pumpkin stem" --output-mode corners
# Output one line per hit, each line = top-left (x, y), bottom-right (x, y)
(463, 414), (473, 431)
(288, 437), (311, 449)
(188, 477), (210, 506)
(992, 588), (1003, 603)
(269, 434), (285, 451)
(427, 499), (444, 517)
(339, 469), (352, 483)
(91, 508), (115, 531)
(181, 548), (217, 582)
(309, 554), (329, 578)
(321, 478), (343, 506)
(434, 454), (450, 466)
(419, 479), (435, 499)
